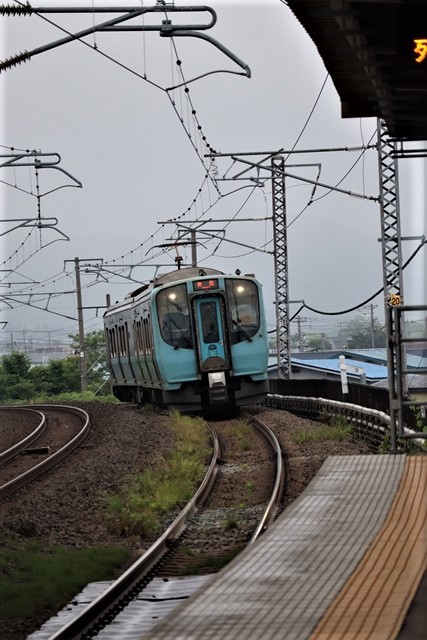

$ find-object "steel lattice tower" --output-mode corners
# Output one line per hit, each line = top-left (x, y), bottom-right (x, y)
(377, 118), (405, 448)
(377, 119), (404, 304)
(271, 155), (291, 378)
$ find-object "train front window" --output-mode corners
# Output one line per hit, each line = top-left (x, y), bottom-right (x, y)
(225, 279), (260, 344)
(199, 301), (220, 344)
(157, 284), (193, 349)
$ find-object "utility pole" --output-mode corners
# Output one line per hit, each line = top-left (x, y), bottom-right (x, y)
(296, 316), (309, 352)
(191, 230), (197, 267)
(359, 303), (378, 348)
(74, 257), (87, 394)
(369, 304), (376, 349)
(64, 256), (104, 394)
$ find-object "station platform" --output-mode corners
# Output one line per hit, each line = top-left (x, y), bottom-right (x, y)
(141, 454), (426, 639)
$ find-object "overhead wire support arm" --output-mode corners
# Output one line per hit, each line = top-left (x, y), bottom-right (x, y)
(0, 4), (251, 78)
(0, 217), (69, 239)
(219, 156), (379, 202)
(1, 292), (77, 321)
(161, 30), (251, 79)
(175, 223), (274, 255)
(0, 151), (61, 168)
(1, 150), (83, 191)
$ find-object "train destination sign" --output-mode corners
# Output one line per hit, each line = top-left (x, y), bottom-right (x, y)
(193, 279), (219, 292)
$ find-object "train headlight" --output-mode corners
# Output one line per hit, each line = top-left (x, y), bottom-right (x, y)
(208, 372), (226, 387)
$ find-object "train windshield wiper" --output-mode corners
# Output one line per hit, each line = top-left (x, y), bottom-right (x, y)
(232, 319), (252, 342)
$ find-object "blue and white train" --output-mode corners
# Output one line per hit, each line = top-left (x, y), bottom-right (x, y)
(103, 267), (269, 413)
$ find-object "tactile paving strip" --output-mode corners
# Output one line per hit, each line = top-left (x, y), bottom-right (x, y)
(310, 455), (427, 640)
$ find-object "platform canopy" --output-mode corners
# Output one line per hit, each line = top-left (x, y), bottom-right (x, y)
(286, 0), (427, 141)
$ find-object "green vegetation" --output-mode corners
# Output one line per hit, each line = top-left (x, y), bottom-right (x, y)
(0, 330), (109, 403)
(104, 410), (211, 536)
(379, 431), (422, 454)
(337, 316), (386, 349)
(230, 419), (253, 451)
(291, 422), (352, 445)
(0, 533), (130, 620)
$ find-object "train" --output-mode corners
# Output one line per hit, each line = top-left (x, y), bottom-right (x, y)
(103, 266), (269, 413)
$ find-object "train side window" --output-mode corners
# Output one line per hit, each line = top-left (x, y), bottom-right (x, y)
(112, 328), (117, 357)
(143, 318), (152, 355)
(157, 284), (193, 349)
(107, 329), (114, 358)
(225, 279), (260, 344)
(124, 322), (130, 355)
(134, 320), (140, 356)
(118, 325), (127, 357)
(117, 326), (123, 356)
(136, 320), (144, 356)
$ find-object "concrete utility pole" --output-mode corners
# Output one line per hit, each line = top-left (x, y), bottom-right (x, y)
(64, 256), (104, 394)
(359, 303), (378, 348)
(296, 316), (311, 352)
(74, 257), (87, 394)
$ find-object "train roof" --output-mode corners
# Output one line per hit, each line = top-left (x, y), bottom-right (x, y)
(153, 267), (224, 286)
(123, 267), (224, 300)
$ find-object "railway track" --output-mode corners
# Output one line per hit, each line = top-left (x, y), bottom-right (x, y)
(34, 413), (286, 640)
(0, 405), (90, 498)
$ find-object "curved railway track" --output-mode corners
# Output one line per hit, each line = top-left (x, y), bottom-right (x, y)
(0, 405), (90, 498)
(40, 413), (286, 640)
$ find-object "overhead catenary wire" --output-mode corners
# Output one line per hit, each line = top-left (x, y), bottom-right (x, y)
(1, 1), (227, 282)
(288, 238), (426, 322)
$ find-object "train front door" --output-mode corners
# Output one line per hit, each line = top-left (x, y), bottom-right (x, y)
(194, 297), (229, 371)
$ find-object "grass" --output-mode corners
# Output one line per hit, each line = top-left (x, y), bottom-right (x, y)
(0, 533), (130, 620)
(291, 421), (352, 445)
(230, 419), (253, 451)
(104, 410), (211, 536)
(5, 391), (119, 405)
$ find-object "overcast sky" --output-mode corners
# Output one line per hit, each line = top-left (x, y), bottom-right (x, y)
(1, 0), (425, 342)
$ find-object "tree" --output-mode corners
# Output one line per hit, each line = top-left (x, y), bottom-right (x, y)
(2, 352), (32, 378)
(306, 335), (332, 351)
(68, 329), (108, 391)
(0, 352), (35, 401)
(338, 317), (386, 349)
(30, 359), (78, 396)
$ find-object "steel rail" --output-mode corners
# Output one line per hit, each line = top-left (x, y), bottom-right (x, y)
(0, 405), (90, 499)
(49, 422), (222, 640)
(244, 412), (286, 543)
(0, 407), (47, 465)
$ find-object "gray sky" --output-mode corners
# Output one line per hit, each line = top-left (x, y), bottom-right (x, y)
(1, 0), (425, 342)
